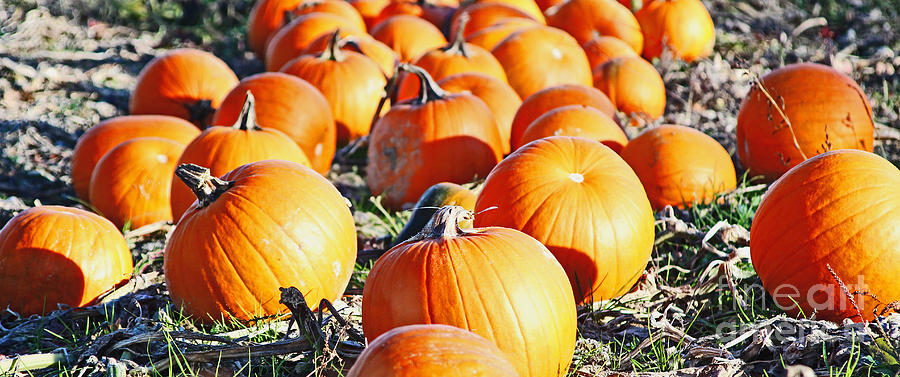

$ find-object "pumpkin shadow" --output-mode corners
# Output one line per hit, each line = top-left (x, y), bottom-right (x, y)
(546, 246), (601, 303)
(1, 247), (85, 316)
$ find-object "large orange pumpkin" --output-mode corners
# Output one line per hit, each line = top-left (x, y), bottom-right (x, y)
(474, 136), (655, 304)
(129, 49), (238, 127)
(70, 115), (200, 201)
(282, 31), (388, 143)
(491, 25), (592, 99)
(372, 0), (455, 30)
(736, 63), (874, 181)
(465, 18), (540, 51)
(291, 0), (368, 32)
(635, 0), (715, 62)
(545, 0), (643, 52)
(462, 0), (545, 23)
(367, 65), (503, 209)
(517, 105), (627, 153)
(438, 73), (522, 154)
(247, 0), (305, 58)
(620, 125), (736, 210)
(370, 15), (448, 62)
(0, 206), (133, 316)
(362, 206), (576, 377)
(264, 12), (364, 71)
(750, 150), (900, 322)
(303, 33), (399, 75)
(582, 35), (638, 69)
(89, 137), (184, 229)
(449, 2), (541, 38)
(592, 56), (666, 122)
(212, 72), (337, 175)
(169, 93), (312, 222)
(509, 84), (616, 149)
(164, 160), (357, 323)
(348, 324), (520, 377)
(348, 0), (391, 29)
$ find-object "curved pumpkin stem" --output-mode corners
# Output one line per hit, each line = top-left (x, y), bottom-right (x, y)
(233, 91), (263, 131)
(399, 63), (449, 105)
(320, 29), (346, 62)
(410, 205), (473, 241)
(175, 164), (233, 208)
(184, 99), (214, 128)
(443, 12), (471, 57)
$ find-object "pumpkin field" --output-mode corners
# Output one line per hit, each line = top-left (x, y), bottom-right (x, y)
(1, 0), (900, 375)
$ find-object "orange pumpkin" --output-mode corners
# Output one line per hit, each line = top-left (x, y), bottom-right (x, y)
(545, 0), (643, 52)
(212, 72), (337, 175)
(362, 206), (576, 377)
(509, 84), (616, 149)
(439, 73), (522, 154)
(396, 13), (508, 102)
(372, 0), (455, 30)
(465, 18), (540, 51)
(736, 63), (874, 181)
(449, 2), (541, 38)
(475, 136), (655, 304)
(462, 0), (545, 23)
(517, 105), (627, 152)
(264, 12), (364, 71)
(367, 65), (503, 209)
(71, 115), (200, 201)
(592, 56), (666, 122)
(635, 0), (714, 62)
(348, 324), (520, 377)
(89, 137), (184, 229)
(164, 160), (357, 323)
(370, 15), (448, 62)
(536, 0), (563, 11)
(750, 150), (900, 322)
(620, 125), (736, 209)
(491, 25), (592, 99)
(348, 0), (391, 29)
(303, 33), (399, 75)
(247, 0), (305, 58)
(0, 206), (133, 316)
(129, 49), (238, 127)
(617, 0), (643, 11)
(170, 93), (312, 222)
(291, 0), (368, 32)
(282, 31), (388, 144)
(582, 35), (638, 69)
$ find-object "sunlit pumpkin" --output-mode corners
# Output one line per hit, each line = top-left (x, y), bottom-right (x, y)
(465, 18), (540, 51)
(545, 0), (643, 52)
(348, 0), (390, 29)
(247, 0), (305, 58)
(510, 84), (616, 149)
(303, 33), (399, 75)
(592, 56), (666, 122)
(635, 0), (715, 62)
(370, 15), (447, 62)
(264, 12), (364, 71)
(449, 2), (541, 38)
(291, 0), (368, 32)
(517, 105), (627, 153)
(372, 0), (455, 30)
(582, 35), (638, 69)
(438, 73), (523, 154)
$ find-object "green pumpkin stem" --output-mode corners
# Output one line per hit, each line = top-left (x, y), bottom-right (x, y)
(174, 164), (233, 208)
(233, 91), (263, 131)
(320, 29), (346, 62)
(443, 12), (470, 57)
(411, 205), (472, 241)
(399, 63), (449, 105)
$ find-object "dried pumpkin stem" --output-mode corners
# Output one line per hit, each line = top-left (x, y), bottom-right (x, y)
(233, 91), (263, 131)
(320, 29), (346, 62)
(411, 205), (472, 241)
(443, 12), (470, 57)
(183, 99), (213, 128)
(174, 164), (233, 208)
(399, 63), (449, 105)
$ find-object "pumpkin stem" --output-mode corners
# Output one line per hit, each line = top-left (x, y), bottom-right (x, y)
(183, 99), (213, 128)
(174, 164), (233, 208)
(232, 91), (263, 131)
(399, 63), (449, 105)
(410, 205), (472, 241)
(443, 12), (470, 57)
(319, 29), (346, 62)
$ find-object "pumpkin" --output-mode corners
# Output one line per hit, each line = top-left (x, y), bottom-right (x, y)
(582, 35), (638, 70)
(635, 0), (714, 62)
(618, 0), (643, 11)
(449, 2), (541, 38)
(348, 324), (520, 377)
(592, 56), (666, 122)
(89, 137), (184, 229)
(367, 64), (503, 209)
(396, 13), (508, 102)
(212, 72), (337, 175)
(71, 115), (200, 201)
(170, 93), (312, 222)
(517, 105), (627, 153)
(462, 0), (545, 24)
(348, 0), (391, 28)
(736, 63), (874, 181)
(0, 206), (133, 315)
(438, 73), (523, 154)
(129, 49), (238, 127)
(545, 0), (643, 52)
(370, 15), (448, 62)
(620, 125), (735, 210)
(303, 33), (399, 75)
(282, 31), (388, 144)
(465, 18), (540, 51)
(474, 136), (655, 304)
(362, 206), (577, 377)
(536, 0), (563, 11)
(509, 84), (616, 149)
(391, 182), (478, 247)
(264, 12), (364, 71)
(291, 0), (368, 32)
(750, 150), (900, 322)
(164, 160), (357, 323)
(372, 0), (455, 30)
(491, 25), (592, 99)
(247, 0), (305, 58)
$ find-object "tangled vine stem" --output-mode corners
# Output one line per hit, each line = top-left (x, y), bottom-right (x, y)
(750, 73), (808, 162)
(410, 205), (473, 241)
(399, 63), (449, 105)
(232, 91), (262, 131)
(174, 164), (233, 208)
(443, 12), (471, 57)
